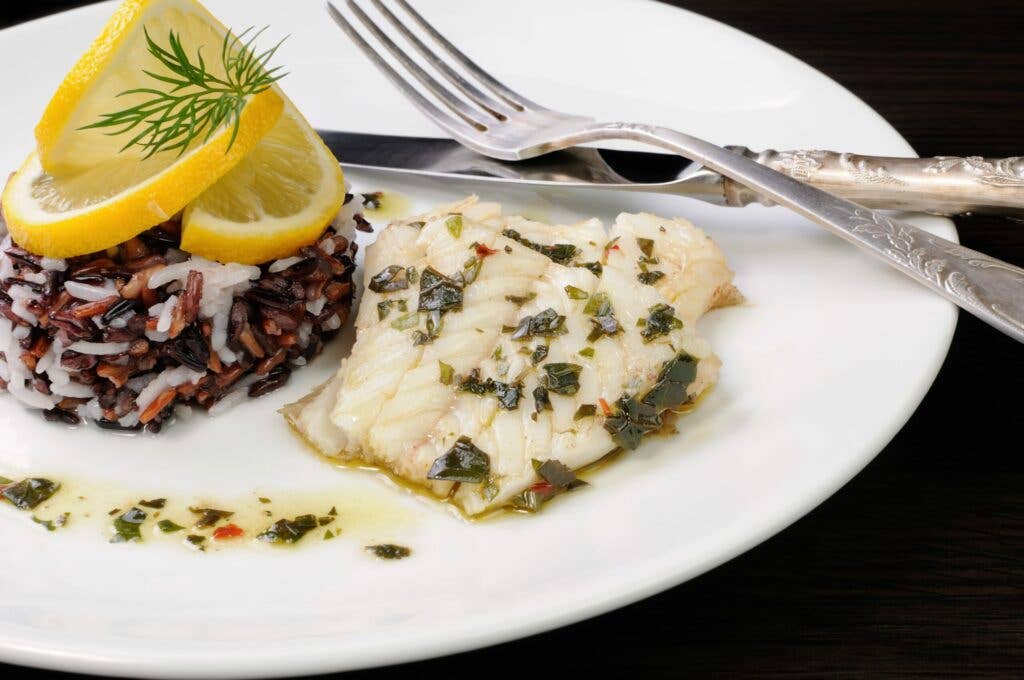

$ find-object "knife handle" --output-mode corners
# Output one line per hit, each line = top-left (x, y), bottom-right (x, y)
(722, 148), (1024, 217)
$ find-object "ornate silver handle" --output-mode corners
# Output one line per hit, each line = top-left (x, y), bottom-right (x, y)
(589, 123), (1024, 343)
(724, 149), (1024, 217)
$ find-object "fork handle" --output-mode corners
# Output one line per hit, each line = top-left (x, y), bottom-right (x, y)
(723, 148), (1024, 217)
(590, 123), (1024, 343)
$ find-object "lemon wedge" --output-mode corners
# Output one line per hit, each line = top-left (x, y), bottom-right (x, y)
(2, 95), (280, 259)
(3, 0), (285, 258)
(36, 0), (273, 175)
(180, 102), (346, 265)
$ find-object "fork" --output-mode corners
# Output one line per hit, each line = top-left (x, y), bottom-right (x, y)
(327, 0), (1024, 344)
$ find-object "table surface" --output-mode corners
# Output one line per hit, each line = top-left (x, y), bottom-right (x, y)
(2, 1), (1022, 677)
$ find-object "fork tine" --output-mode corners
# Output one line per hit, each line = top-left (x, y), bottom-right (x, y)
(344, 0), (489, 130)
(393, 0), (543, 112)
(370, 0), (512, 121)
(327, 2), (484, 141)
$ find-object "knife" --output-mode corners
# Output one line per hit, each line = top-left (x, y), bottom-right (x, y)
(317, 129), (1024, 217)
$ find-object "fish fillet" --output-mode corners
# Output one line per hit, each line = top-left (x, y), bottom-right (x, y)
(283, 197), (739, 515)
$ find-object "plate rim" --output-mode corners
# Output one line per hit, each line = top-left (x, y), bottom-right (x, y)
(0, 0), (957, 676)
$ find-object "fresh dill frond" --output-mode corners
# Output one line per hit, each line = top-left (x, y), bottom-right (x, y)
(81, 25), (288, 158)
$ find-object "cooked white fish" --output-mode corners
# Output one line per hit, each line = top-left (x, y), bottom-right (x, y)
(283, 197), (739, 515)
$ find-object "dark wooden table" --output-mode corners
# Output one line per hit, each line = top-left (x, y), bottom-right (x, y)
(3, 1), (1022, 677)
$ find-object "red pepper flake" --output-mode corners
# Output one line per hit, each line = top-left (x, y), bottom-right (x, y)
(475, 243), (499, 257)
(601, 237), (621, 264)
(212, 523), (244, 540)
(529, 481), (555, 494)
(598, 398), (612, 417)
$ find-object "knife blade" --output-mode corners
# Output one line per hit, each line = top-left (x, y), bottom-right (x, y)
(315, 129), (1024, 216)
(317, 129), (704, 184)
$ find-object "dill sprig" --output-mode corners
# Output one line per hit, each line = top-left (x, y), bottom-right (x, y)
(81, 26), (288, 158)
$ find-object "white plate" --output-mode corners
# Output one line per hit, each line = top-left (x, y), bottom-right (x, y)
(0, 0), (956, 677)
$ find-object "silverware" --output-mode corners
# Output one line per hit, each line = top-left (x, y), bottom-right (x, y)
(327, 0), (1024, 344)
(319, 129), (1024, 218)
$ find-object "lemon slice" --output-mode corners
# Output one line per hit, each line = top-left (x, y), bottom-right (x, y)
(37, 0), (272, 175)
(180, 102), (346, 265)
(3, 0), (286, 258)
(2, 92), (280, 259)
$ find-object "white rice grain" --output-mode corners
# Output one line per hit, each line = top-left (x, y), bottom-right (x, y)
(66, 341), (130, 355)
(65, 280), (116, 301)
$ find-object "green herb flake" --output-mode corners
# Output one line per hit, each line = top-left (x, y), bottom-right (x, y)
(541, 363), (583, 396)
(323, 529), (335, 540)
(637, 237), (655, 258)
(576, 261), (603, 277)
(501, 229), (578, 264)
(513, 459), (587, 511)
(583, 292), (611, 317)
(587, 315), (621, 343)
(458, 369), (488, 395)
(439, 361), (455, 385)
(258, 497), (272, 504)
(1, 478), (60, 510)
(638, 270), (666, 285)
(505, 292), (536, 306)
(482, 480), (500, 502)
(110, 507), (147, 543)
(564, 285), (589, 300)
(189, 507), (234, 529)
(533, 386), (552, 414)
(318, 516), (335, 526)
(257, 515), (319, 544)
(457, 369), (522, 409)
(367, 544), (412, 560)
(534, 458), (587, 489)
(531, 344), (549, 365)
(427, 437), (490, 484)
(407, 221), (426, 230)
(603, 395), (662, 450)
(578, 347), (595, 358)
(490, 380), (522, 410)
(138, 498), (166, 509)
(418, 267), (463, 314)
(407, 267), (419, 284)
(157, 519), (185, 533)
(328, 506), (338, 516)
(32, 512), (69, 532)
(574, 404), (597, 420)
(445, 214), (464, 239)
(390, 311), (420, 331)
(412, 309), (444, 346)
(642, 353), (698, 410)
(639, 304), (684, 343)
(185, 534), (206, 550)
(369, 265), (409, 293)
(462, 256), (483, 285)
(508, 308), (567, 341)
(581, 292), (620, 342)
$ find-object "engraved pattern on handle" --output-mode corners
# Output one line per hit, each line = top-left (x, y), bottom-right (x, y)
(841, 208), (1024, 331)
(722, 148), (1024, 216)
(604, 124), (1024, 342)
(924, 156), (1024, 187)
